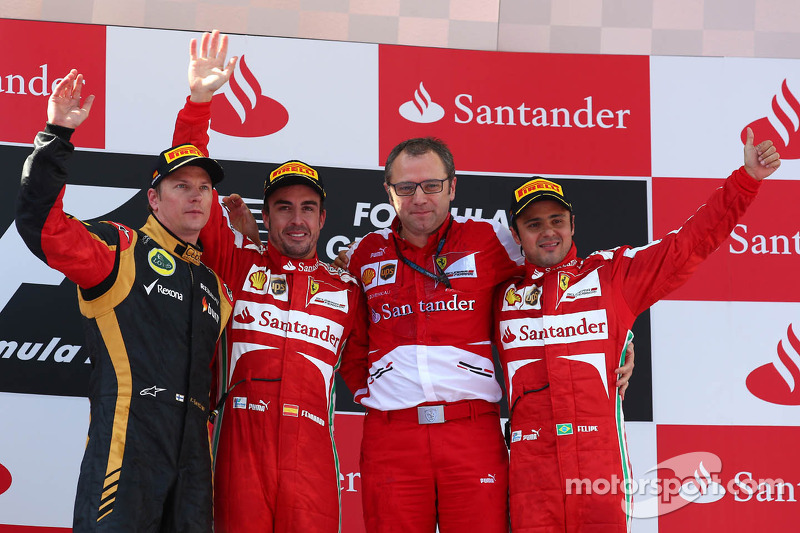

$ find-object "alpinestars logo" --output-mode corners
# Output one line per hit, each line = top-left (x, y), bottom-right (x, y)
(211, 54), (289, 138)
(746, 323), (800, 405)
(398, 82), (445, 123)
(742, 79), (800, 159)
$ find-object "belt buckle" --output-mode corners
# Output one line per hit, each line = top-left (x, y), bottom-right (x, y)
(417, 405), (445, 424)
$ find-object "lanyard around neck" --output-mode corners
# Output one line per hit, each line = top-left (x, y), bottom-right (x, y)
(393, 217), (453, 289)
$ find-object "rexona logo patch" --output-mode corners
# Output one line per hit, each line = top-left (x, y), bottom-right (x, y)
(148, 248), (176, 276)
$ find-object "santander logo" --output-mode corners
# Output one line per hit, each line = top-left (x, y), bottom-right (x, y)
(0, 462), (11, 496)
(678, 461), (726, 504)
(211, 55), (289, 137)
(742, 79), (800, 159)
(746, 324), (800, 405)
(398, 82), (445, 123)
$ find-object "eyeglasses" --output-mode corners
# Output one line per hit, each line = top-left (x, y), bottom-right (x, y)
(388, 178), (450, 196)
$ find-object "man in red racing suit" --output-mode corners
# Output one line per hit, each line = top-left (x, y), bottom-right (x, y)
(340, 137), (523, 533)
(495, 129), (780, 532)
(172, 31), (367, 533)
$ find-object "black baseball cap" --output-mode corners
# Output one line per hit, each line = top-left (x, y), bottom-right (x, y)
(264, 160), (326, 201)
(510, 177), (572, 220)
(151, 144), (224, 188)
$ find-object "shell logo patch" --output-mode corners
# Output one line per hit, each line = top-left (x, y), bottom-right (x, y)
(362, 268), (376, 285)
(249, 270), (267, 290)
(505, 288), (522, 306)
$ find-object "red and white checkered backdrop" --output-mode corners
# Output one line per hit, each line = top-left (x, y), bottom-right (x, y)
(1, 18), (798, 532)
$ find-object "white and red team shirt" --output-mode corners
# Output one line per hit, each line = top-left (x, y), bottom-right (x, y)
(342, 215), (523, 410)
(172, 98), (368, 421)
(200, 192), (366, 411)
(495, 167), (761, 529)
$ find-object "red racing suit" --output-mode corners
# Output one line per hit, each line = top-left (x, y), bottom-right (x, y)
(342, 215), (523, 533)
(174, 99), (368, 533)
(495, 167), (761, 532)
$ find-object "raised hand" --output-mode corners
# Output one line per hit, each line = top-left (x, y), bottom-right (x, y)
(47, 69), (95, 129)
(744, 127), (781, 181)
(223, 194), (262, 245)
(189, 29), (238, 103)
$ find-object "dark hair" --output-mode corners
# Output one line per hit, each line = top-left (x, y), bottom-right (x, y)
(384, 137), (455, 183)
(509, 203), (575, 234)
(263, 192), (325, 214)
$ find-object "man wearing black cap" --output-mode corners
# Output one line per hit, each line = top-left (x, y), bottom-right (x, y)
(15, 69), (233, 531)
(495, 131), (780, 532)
(169, 31), (368, 533)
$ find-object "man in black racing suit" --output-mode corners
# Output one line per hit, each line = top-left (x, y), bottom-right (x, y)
(15, 69), (232, 532)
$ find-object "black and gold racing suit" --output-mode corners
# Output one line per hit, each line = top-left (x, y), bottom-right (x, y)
(16, 124), (232, 532)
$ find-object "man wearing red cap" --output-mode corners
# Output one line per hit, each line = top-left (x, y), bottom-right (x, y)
(16, 69), (233, 531)
(170, 31), (368, 533)
(496, 131), (780, 532)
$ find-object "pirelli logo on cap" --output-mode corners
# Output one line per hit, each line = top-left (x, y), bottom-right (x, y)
(514, 179), (563, 201)
(164, 145), (204, 163)
(270, 162), (318, 182)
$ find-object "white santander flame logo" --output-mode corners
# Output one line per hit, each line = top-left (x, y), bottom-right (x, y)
(399, 82), (445, 123)
(679, 461), (726, 503)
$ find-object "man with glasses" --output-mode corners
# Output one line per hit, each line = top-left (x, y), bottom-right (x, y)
(340, 137), (633, 532)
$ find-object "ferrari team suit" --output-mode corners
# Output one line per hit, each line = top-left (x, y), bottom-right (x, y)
(15, 125), (232, 532)
(342, 215), (523, 533)
(495, 167), (761, 532)
(173, 99), (368, 533)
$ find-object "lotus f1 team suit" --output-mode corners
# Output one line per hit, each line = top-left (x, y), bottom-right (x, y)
(173, 99), (368, 533)
(15, 125), (233, 532)
(495, 168), (761, 532)
(342, 215), (523, 533)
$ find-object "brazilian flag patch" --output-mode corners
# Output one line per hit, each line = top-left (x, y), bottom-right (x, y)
(556, 423), (574, 436)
